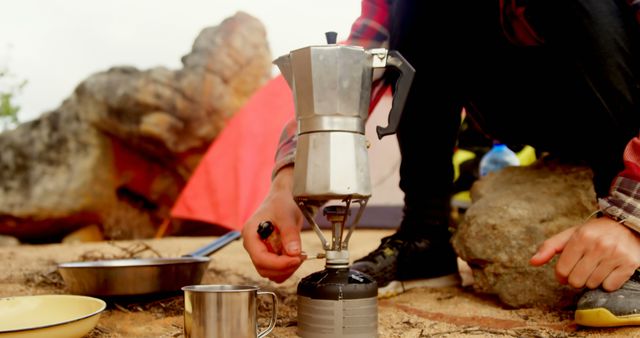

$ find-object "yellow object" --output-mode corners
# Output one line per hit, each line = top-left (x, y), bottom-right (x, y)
(575, 308), (640, 327)
(452, 148), (476, 182)
(0, 295), (106, 338)
(453, 145), (536, 183)
(154, 218), (171, 239)
(516, 145), (537, 166)
(451, 149), (474, 210)
(452, 190), (471, 204)
(451, 145), (536, 209)
(62, 224), (104, 244)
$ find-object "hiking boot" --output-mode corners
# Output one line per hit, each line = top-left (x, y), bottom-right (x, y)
(575, 270), (640, 327)
(351, 231), (460, 298)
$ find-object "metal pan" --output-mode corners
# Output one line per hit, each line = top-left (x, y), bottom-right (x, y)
(57, 231), (241, 297)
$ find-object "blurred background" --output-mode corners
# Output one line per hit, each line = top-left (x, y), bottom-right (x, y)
(0, 0), (360, 123)
(0, 0), (404, 242)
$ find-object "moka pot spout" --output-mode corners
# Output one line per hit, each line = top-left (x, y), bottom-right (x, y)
(273, 54), (293, 89)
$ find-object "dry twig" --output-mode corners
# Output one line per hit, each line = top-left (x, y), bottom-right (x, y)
(79, 241), (162, 261)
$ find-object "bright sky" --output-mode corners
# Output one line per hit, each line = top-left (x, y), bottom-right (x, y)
(0, 0), (360, 122)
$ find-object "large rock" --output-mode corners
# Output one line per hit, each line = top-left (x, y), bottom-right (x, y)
(0, 12), (272, 241)
(451, 159), (597, 308)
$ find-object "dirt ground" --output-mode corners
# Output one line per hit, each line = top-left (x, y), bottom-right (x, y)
(2, 229), (640, 338)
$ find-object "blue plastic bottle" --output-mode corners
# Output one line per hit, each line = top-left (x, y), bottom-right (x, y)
(479, 142), (520, 177)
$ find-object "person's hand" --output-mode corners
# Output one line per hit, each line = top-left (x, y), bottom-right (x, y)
(241, 166), (305, 283)
(530, 216), (640, 291)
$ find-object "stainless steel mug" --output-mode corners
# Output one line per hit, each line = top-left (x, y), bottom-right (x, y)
(182, 284), (277, 338)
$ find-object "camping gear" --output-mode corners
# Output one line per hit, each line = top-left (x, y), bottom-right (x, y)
(0, 294), (106, 338)
(182, 284), (277, 338)
(57, 231), (241, 296)
(273, 32), (415, 337)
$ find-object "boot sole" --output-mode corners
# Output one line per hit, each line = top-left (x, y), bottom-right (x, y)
(575, 308), (640, 327)
(378, 273), (461, 299)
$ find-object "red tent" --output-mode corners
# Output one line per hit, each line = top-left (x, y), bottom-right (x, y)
(170, 75), (294, 230)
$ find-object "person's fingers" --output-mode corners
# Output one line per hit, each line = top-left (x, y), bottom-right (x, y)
(242, 216), (269, 255)
(278, 221), (302, 256)
(242, 214), (302, 278)
(553, 218), (640, 290)
(249, 247), (303, 282)
(566, 243), (607, 289)
(244, 226), (302, 268)
(530, 217), (640, 291)
(272, 199), (303, 257)
(259, 264), (302, 283)
(258, 250), (312, 283)
(529, 226), (575, 266)
(602, 266), (636, 291)
(585, 259), (618, 290)
(555, 229), (589, 285)
(254, 247), (303, 269)
(575, 231), (626, 289)
(238, 166), (306, 284)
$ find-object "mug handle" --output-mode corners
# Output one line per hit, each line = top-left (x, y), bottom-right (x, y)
(257, 291), (278, 338)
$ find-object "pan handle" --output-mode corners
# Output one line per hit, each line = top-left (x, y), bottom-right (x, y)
(183, 230), (241, 257)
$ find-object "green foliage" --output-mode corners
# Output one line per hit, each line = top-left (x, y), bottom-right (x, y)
(0, 68), (26, 131)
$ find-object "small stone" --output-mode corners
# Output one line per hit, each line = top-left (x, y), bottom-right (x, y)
(0, 235), (20, 246)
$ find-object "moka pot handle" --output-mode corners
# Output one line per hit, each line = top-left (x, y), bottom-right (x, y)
(375, 50), (415, 139)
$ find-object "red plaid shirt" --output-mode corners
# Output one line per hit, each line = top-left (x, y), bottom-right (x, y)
(274, 0), (640, 233)
(349, 0), (640, 46)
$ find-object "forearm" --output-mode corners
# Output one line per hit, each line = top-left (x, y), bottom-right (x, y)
(598, 135), (640, 233)
(271, 165), (294, 194)
(272, 119), (297, 180)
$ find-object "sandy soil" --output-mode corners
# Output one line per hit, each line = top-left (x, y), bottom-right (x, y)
(1, 230), (640, 337)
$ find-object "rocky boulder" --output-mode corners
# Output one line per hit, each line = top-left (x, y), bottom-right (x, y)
(452, 158), (597, 308)
(0, 11), (272, 241)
